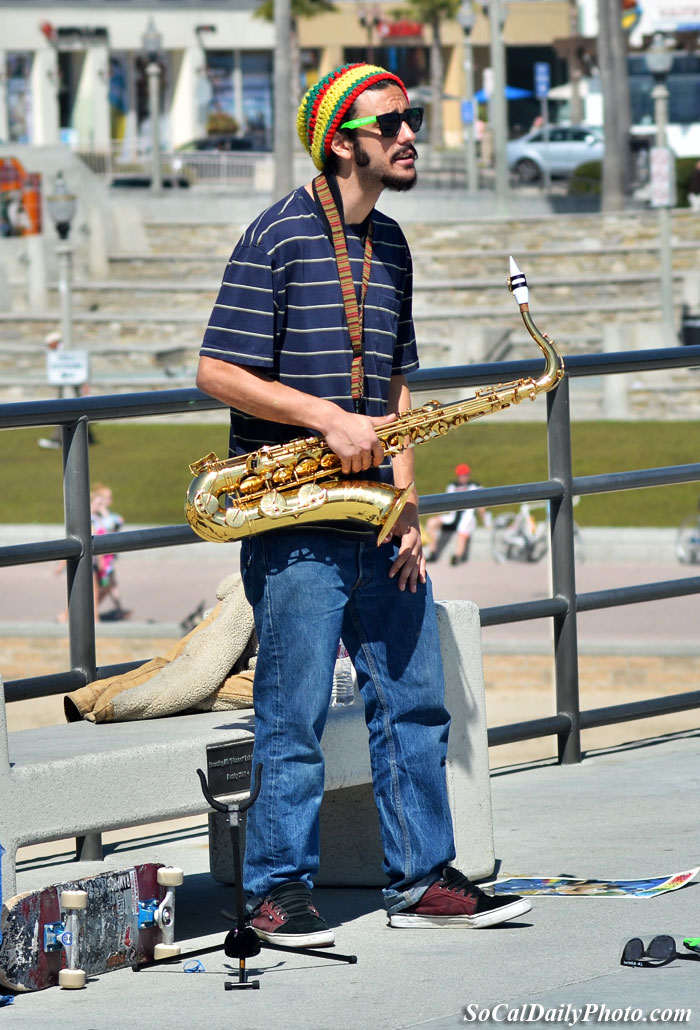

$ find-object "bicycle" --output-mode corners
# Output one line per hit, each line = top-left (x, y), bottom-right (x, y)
(490, 502), (585, 564)
(676, 503), (700, 564)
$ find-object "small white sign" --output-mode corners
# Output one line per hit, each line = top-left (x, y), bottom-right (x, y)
(649, 146), (676, 208)
(46, 350), (89, 386)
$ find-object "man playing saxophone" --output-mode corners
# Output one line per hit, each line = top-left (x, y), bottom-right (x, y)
(196, 63), (531, 948)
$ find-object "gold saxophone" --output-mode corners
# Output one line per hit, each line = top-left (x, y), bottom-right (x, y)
(185, 258), (564, 544)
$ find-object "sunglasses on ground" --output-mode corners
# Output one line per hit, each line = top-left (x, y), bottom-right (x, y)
(339, 107), (424, 138)
(621, 935), (700, 968)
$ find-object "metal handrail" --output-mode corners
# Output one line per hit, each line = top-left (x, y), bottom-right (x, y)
(2, 344), (700, 765)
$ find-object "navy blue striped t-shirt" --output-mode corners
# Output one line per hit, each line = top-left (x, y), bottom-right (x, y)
(200, 185), (419, 465)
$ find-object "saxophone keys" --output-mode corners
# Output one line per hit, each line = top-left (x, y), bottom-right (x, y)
(295, 457), (321, 477)
(196, 491), (221, 516)
(297, 483), (327, 509)
(223, 506), (248, 529)
(259, 490), (288, 516)
(239, 474), (266, 495)
(271, 465), (295, 486)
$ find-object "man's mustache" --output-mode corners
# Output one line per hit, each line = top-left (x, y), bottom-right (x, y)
(393, 145), (418, 162)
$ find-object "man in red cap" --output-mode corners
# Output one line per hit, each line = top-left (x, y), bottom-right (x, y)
(424, 463), (474, 562)
(196, 63), (530, 948)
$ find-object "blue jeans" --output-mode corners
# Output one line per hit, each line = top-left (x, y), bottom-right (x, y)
(240, 528), (456, 913)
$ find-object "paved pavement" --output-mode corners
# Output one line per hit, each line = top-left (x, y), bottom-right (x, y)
(3, 524), (700, 1026)
(1, 527), (698, 653)
(3, 731), (700, 1028)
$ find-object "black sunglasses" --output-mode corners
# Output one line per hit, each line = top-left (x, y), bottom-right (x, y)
(621, 934), (700, 969)
(339, 107), (424, 138)
(621, 935), (677, 968)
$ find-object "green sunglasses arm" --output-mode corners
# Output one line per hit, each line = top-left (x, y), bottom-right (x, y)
(339, 115), (378, 130)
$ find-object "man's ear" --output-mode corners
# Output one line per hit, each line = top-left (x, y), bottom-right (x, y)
(329, 131), (354, 165)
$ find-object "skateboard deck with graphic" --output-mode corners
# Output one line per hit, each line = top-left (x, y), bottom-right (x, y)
(0, 862), (183, 991)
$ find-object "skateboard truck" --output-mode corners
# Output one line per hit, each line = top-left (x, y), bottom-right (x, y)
(50, 890), (88, 990)
(139, 867), (183, 961)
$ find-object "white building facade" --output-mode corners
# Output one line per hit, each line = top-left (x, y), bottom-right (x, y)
(0, 1), (275, 150)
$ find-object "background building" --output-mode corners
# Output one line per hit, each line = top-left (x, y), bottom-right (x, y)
(0, 0), (573, 153)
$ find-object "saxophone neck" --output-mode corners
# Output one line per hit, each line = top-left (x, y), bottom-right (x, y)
(519, 308), (564, 391)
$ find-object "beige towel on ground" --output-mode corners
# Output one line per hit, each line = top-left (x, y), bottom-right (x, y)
(64, 573), (256, 723)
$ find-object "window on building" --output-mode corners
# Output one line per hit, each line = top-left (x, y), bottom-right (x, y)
(343, 46), (428, 89)
(6, 52), (33, 142)
(241, 51), (272, 148)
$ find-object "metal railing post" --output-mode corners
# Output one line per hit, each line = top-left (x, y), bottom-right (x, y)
(62, 416), (102, 861)
(546, 376), (582, 763)
(62, 416), (97, 680)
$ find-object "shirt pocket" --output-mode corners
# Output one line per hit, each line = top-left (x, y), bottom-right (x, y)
(364, 292), (402, 357)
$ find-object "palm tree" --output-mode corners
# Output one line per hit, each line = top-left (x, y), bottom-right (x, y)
(403, 0), (461, 149)
(597, 0), (632, 210)
(255, 0), (337, 111)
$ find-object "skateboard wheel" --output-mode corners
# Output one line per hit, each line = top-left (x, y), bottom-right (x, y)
(59, 967), (86, 989)
(60, 890), (88, 910)
(154, 943), (181, 960)
(157, 867), (184, 887)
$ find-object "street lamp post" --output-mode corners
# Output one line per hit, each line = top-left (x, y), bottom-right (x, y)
(46, 171), (77, 358)
(457, 2), (478, 195)
(142, 17), (163, 195)
(486, 0), (509, 212)
(358, 5), (382, 64)
(645, 32), (675, 338)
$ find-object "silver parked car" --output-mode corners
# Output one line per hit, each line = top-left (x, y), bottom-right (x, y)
(506, 124), (604, 183)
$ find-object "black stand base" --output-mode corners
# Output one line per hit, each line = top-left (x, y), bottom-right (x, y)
(132, 765), (357, 990)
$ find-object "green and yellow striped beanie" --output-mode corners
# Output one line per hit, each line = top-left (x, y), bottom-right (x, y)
(297, 63), (409, 171)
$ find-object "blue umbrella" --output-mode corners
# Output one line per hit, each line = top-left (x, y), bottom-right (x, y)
(474, 85), (533, 103)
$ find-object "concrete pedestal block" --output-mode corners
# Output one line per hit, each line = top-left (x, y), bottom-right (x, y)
(208, 599), (495, 888)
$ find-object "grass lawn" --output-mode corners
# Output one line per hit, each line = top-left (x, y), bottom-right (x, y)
(2, 420), (698, 528)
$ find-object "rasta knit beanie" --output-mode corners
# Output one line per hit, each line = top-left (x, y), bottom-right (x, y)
(297, 62), (409, 171)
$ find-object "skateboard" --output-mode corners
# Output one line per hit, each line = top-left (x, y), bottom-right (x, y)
(0, 863), (183, 992)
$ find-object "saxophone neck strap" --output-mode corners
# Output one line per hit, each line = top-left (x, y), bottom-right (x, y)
(313, 172), (373, 409)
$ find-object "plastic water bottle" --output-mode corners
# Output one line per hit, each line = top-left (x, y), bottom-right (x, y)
(331, 643), (356, 707)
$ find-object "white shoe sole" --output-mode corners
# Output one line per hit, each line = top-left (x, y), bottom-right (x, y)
(388, 896), (533, 929)
(252, 926), (336, 948)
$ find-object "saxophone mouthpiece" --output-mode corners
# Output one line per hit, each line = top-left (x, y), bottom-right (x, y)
(507, 256), (529, 308)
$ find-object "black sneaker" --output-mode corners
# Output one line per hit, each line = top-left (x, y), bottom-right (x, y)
(388, 866), (532, 929)
(250, 881), (335, 947)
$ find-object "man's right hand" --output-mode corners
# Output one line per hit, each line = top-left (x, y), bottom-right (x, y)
(322, 409), (397, 474)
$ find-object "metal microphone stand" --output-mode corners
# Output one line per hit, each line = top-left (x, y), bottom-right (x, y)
(136, 763), (357, 990)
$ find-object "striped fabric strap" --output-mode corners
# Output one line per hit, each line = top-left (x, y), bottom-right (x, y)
(314, 173), (373, 408)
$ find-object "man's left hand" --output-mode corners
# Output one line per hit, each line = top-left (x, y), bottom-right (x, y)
(385, 508), (426, 593)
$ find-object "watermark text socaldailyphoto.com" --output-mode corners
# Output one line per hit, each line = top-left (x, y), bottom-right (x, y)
(462, 1002), (692, 1025)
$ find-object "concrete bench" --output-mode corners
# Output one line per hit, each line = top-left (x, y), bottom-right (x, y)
(0, 600), (494, 901)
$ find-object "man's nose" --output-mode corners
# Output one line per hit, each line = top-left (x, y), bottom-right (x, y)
(397, 117), (416, 144)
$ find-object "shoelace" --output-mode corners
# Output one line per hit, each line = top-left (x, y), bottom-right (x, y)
(439, 868), (482, 897)
(268, 885), (316, 918)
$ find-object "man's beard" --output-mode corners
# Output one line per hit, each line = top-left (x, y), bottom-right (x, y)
(353, 140), (418, 192)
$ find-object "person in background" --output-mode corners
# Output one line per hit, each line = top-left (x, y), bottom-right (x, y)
(58, 483), (131, 622)
(423, 464), (475, 563)
(449, 467), (489, 565)
(195, 62), (531, 949)
(90, 484), (130, 620)
(688, 160), (700, 213)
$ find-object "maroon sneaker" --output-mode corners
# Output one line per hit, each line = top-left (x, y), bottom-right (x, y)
(388, 867), (532, 928)
(250, 881), (335, 947)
